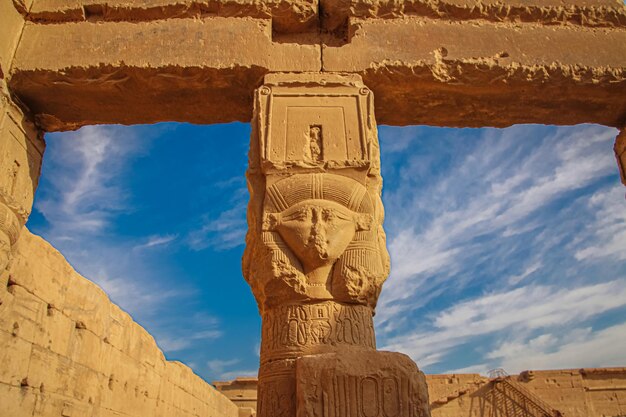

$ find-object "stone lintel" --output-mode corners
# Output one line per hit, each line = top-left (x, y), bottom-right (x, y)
(21, 0), (319, 34)
(18, 0), (626, 33)
(320, 0), (626, 32)
(9, 17), (321, 131)
(325, 17), (626, 128)
(7, 15), (626, 130)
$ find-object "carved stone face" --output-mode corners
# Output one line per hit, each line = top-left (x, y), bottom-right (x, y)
(275, 200), (356, 274)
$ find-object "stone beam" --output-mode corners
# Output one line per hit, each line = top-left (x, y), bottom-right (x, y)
(19, 0), (318, 34)
(10, 16), (321, 131)
(324, 16), (626, 127)
(320, 0), (626, 32)
(6, 0), (626, 130)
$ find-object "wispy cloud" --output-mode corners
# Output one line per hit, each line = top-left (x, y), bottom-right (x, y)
(187, 188), (247, 251)
(32, 125), (195, 326)
(487, 323), (626, 372)
(207, 358), (257, 381)
(377, 124), (626, 373)
(156, 313), (223, 353)
(133, 234), (178, 251)
(36, 126), (142, 238)
(382, 280), (626, 370)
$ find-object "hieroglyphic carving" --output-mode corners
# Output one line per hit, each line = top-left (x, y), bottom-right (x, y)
(244, 74), (389, 313)
(258, 360), (297, 417)
(296, 350), (431, 417)
(261, 301), (376, 362)
(243, 74), (428, 417)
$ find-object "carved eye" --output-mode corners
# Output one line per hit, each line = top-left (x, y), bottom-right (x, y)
(293, 208), (309, 221)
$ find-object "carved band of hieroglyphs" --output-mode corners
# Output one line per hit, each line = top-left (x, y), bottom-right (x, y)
(316, 374), (427, 417)
(261, 301), (376, 362)
(258, 360), (296, 417)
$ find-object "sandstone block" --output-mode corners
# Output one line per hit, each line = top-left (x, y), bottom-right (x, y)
(68, 325), (105, 373)
(10, 232), (71, 308)
(295, 349), (431, 417)
(320, 0), (626, 32)
(27, 345), (101, 402)
(0, 383), (37, 417)
(4, 283), (47, 344)
(26, 0), (319, 33)
(0, 0), (25, 77)
(10, 16), (321, 131)
(32, 391), (94, 417)
(2, 229), (241, 416)
(323, 17), (626, 127)
(0, 328), (32, 386)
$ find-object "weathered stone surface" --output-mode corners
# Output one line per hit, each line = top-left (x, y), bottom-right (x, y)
(6, 3), (625, 130)
(296, 349), (431, 417)
(244, 73), (389, 313)
(10, 16), (321, 131)
(214, 377), (259, 412)
(0, 87), (44, 271)
(324, 17), (626, 127)
(244, 73), (427, 417)
(0, 229), (240, 417)
(218, 369), (626, 417)
(0, 0), (26, 79)
(320, 0), (626, 32)
(25, 0), (319, 33)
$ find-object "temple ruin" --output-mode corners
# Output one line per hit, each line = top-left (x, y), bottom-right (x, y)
(1, 0), (626, 416)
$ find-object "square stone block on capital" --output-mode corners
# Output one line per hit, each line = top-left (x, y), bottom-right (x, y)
(295, 349), (431, 417)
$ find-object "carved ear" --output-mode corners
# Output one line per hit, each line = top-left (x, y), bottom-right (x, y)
(355, 214), (373, 231)
(262, 213), (280, 231)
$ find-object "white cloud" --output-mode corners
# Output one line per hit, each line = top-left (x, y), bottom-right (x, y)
(157, 329), (223, 353)
(37, 126), (141, 238)
(217, 369), (258, 381)
(376, 124), (623, 364)
(487, 323), (626, 373)
(382, 277), (626, 370)
(507, 261), (542, 286)
(575, 185), (626, 262)
(187, 194), (247, 251)
(133, 234), (178, 251)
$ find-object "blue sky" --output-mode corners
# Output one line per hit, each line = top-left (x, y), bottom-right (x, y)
(27, 122), (626, 382)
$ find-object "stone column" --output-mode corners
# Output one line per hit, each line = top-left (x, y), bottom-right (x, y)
(615, 129), (626, 186)
(243, 73), (430, 417)
(0, 90), (45, 272)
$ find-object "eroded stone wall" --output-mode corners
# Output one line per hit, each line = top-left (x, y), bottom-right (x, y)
(216, 369), (626, 417)
(0, 228), (240, 417)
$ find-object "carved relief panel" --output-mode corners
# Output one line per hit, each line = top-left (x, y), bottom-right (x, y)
(244, 74), (390, 313)
(296, 350), (431, 417)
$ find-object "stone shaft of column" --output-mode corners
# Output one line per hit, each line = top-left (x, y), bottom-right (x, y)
(243, 73), (430, 417)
